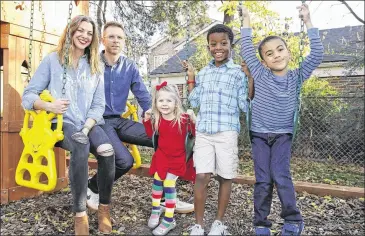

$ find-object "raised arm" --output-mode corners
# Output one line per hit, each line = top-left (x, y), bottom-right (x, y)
(239, 5), (266, 81)
(296, 3), (324, 83)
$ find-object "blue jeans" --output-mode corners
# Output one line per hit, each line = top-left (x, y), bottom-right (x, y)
(54, 123), (115, 212)
(88, 116), (153, 193)
(250, 131), (302, 227)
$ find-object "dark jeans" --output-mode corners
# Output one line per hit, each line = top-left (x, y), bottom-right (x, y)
(54, 123), (115, 212)
(88, 116), (152, 193)
(250, 131), (302, 227)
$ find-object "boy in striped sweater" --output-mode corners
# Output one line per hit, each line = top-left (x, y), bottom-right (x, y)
(239, 3), (324, 236)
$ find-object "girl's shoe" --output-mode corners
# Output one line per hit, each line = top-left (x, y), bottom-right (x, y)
(148, 210), (163, 229)
(152, 220), (177, 235)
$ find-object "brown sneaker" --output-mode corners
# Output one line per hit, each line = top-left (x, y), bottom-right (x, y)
(98, 204), (112, 233)
(74, 215), (89, 235)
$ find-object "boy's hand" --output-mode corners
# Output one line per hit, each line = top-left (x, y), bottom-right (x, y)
(182, 60), (195, 78)
(144, 109), (152, 121)
(238, 4), (249, 19)
(238, 4), (250, 28)
(297, 3), (312, 25)
(241, 61), (252, 78)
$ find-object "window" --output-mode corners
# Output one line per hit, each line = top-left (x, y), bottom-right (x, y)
(153, 54), (169, 70)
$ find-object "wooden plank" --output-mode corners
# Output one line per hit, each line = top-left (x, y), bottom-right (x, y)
(0, 34), (8, 48)
(0, 22), (10, 34)
(1, 132), (10, 189)
(1, 49), (9, 122)
(55, 147), (67, 179)
(7, 23), (59, 45)
(0, 1), (64, 37)
(7, 177), (68, 203)
(1, 189), (8, 204)
(6, 36), (16, 122)
(6, 132), (24, 188)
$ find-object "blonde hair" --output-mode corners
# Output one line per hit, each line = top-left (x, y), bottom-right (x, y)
(54, 15), (101, 75)
(151, 83), (186, 133)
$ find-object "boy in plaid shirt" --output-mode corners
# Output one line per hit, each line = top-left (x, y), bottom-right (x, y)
(184, 24), (248, 236)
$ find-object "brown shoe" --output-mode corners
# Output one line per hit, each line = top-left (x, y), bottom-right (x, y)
(98, 204), (112, 233)
(74, 215), (89, 235)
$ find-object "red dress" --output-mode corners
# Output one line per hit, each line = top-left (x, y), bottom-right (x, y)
(143, 114), (196, 182)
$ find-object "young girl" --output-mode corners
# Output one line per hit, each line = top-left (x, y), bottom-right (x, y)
(143, 81), (196, 236)
(22, 15), (115, 235)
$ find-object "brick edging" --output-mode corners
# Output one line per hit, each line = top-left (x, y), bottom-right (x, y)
(66, 157), (364, 199)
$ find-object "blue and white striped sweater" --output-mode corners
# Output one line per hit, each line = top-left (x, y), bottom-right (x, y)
(240, 28), (324, 134)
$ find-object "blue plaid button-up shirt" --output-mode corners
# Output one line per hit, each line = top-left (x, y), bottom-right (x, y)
(188, 59), (248, 134)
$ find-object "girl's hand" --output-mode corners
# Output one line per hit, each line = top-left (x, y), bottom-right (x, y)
(186, 109), (196, 124)
(144, 109), (152, 121)
(182, 60), (195, 78)
(297, 3), (311, 23)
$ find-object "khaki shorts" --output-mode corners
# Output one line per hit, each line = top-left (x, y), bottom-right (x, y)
(193, 131), (239, 179)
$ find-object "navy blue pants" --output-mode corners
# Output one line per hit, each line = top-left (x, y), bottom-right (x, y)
(250, 131), (302, 227)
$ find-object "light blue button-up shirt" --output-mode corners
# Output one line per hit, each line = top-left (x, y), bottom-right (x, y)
(22, 52), (105, 130)
(188, 59), (248, 134)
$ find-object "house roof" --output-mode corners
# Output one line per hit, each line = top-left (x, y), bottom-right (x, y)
(150, 25), (364, 76)
(150, 44), (197, 75)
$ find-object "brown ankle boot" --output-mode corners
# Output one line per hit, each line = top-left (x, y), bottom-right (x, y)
(98, 204), (112, 233)
(74, 215), (89, 235)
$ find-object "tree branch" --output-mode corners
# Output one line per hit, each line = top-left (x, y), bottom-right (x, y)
(338, 0), (364, 24)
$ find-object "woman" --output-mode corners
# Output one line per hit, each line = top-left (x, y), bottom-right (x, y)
(22, 15), (115, 235)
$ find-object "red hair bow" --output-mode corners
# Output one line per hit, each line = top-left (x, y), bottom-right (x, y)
(156, 81), (167, 91)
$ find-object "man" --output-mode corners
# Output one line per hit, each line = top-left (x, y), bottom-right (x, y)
(87, 21), (194, 214)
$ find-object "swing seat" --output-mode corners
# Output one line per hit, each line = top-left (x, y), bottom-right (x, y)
(121, 101), (142, 169)
(16, 90), (64, 192)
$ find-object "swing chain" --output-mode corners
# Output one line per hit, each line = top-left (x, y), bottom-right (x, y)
(298, 0), (306, 95)
(39, 0), (46, 61)
(62, 1), (73, 96)
(27, 0), (35, 83)
(238, 1), (243, 28)
(184, 6), (191, 109)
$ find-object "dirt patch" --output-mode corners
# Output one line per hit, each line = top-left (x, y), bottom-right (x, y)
(1, 174), (364, 235)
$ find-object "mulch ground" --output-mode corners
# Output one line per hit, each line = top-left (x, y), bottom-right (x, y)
(1, 174), (364, 235)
